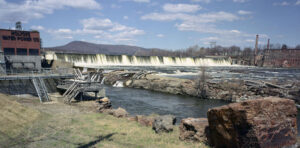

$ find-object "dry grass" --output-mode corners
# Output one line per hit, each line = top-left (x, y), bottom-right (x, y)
(0, 94), (41, 147)
(0, 94), (208, 148)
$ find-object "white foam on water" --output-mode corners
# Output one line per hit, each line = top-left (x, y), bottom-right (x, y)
(113, 81), (124, 87)
(158, 72), (198, 76)
(46, 52), (234, 67)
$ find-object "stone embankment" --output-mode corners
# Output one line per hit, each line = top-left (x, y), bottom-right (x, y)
(103, 70), (300, 103)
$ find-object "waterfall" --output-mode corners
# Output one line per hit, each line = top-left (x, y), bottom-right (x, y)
(113, 81), (124, 87)
(100, 77), (106, 84)
(45, 52), (233, 67)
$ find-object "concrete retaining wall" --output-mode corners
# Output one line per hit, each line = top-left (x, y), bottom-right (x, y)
(0, 78), (59, 95)
(6, 55), (41, 71)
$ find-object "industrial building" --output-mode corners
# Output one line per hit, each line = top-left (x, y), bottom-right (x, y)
(0, 29), (41, 73)
(263, 49), (300, 68)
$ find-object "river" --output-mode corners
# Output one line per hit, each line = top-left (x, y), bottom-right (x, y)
(99, 66), (300, 133)
(105, 85), (228, 123)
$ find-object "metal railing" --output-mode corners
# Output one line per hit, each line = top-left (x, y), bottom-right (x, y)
(0, 68), (75, 80)
(5, 68), (74, 76)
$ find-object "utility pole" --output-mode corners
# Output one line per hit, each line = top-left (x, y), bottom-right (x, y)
(254, 34), (259, 66)
(267, 39), (270, 50)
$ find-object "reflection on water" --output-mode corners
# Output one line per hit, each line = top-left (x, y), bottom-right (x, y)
(104, 85), (229, 123)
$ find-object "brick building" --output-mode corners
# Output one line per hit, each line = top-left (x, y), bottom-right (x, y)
(263, 49), (300, 68)
(0, 29), (40, 55)
(0, 29), (42, 72)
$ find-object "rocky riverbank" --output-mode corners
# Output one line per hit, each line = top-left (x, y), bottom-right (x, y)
(95, 94), (299, 147)
(103, 70), (300, 103)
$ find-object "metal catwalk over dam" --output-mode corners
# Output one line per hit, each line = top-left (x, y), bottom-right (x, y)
(0, 68), (74, 80)
(0, 73), (74, 80)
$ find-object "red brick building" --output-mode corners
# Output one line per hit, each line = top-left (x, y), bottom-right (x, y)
(263, 49), (300, 68)
(0, 29), (40, 56)
(0, 29), (42, 72)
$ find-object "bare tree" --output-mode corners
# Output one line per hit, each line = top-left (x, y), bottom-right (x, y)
(270, 43), (281, 49)
(281, 44), (288, 50)
(242, 48), (253, 57)
(196, 66), (208, 98)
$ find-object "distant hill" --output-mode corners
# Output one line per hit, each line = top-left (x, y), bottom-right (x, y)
(44, 41), (152, 55)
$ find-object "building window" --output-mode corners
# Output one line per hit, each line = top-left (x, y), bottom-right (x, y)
(33, 38), (40, 42)
(29, 49), (39, 55)
(17, 48), (27, 55)
(3, 48), (15, 55)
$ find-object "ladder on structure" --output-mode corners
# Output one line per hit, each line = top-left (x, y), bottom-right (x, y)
(63, 82), (81, 103)
(32, 78), (51, 102)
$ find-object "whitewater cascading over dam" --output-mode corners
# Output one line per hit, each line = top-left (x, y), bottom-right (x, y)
(45, 52), (233, 67)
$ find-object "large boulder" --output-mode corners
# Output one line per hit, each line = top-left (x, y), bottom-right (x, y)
(207, 97), (297, 148)
(179, 118), (209, 143)
(112, 107), (129, 118)
(152, 115), (176, 133)
(95, 97), (112, 112)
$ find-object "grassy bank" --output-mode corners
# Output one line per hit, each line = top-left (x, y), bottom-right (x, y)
(0, 94), (41, 147)
(0, 94), (207, 148)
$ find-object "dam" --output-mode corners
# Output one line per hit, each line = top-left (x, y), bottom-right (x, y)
(45, 52), (233, 67)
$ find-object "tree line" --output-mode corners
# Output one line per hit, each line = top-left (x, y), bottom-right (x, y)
(135, 44), (300, 58)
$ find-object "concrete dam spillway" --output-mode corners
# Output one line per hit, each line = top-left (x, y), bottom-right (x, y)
(45, 52), (233, 67)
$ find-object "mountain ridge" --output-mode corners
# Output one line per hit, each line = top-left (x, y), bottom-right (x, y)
(44, 41), (155, 55)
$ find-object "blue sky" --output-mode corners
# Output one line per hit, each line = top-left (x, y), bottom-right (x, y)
(0, 0), (300, 50)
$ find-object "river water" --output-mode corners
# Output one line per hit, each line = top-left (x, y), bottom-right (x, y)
(99, 66), (300, 132)
(105, 85), (229, 123)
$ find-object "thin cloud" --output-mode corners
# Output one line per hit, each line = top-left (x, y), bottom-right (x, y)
(156, 34), (164, 38)
(238, 10), (252, 15)
(0, 0), (101, 23)
(30, 25), (45, 31)
(273, 1), (290, 6)
(163, 3), (201, 13)
(296, 0), (300, 5)
(111, 4), (122, 8)
(142, 12), (239, 23)
(48, 18), (145, 44)
(133, 0), (150, 3)
(233, 0), (248, 3)
(123, 16), (129, 20)
(191, 0), (211, 3)
(141, 6), (268, 47)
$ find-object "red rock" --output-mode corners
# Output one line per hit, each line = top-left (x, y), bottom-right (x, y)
(207, 97), (297, 148)
(136, 115), (154, 127)
(179, 118), (209, 143)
